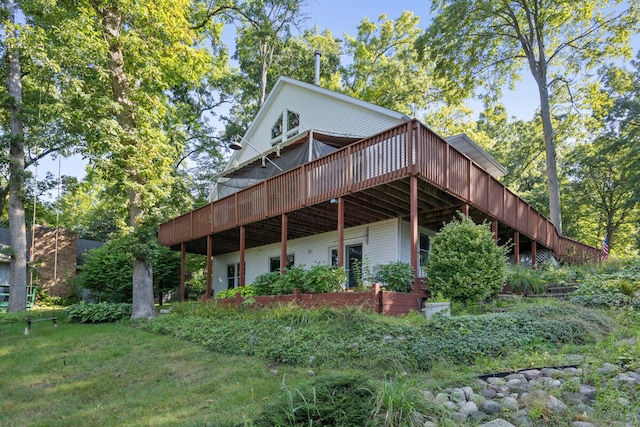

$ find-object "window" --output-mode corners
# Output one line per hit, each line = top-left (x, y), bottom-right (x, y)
(419, 234), (430, 276)
(287, 110), (299, 129)
(269, 254), (295, 272)
(271, 116), (283, 140)
(271, 110), (299, 143)
(227, 264), (238, 290)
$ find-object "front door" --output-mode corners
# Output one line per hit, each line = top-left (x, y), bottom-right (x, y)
(346, 244), (363, 288)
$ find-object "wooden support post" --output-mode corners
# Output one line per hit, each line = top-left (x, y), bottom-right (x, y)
(410, 176), (419, 292)
(239, 226), (246, 287)
(460, 204), (469, 217)
(338, 197), (345, 268)
(281, 213), (288, 274)
(492, 221), (498, 243)
(514, 232), (520, 265)
(205, 235), (212, 299)
(180, 243), (186, 302)
(531, 241), (537, 270)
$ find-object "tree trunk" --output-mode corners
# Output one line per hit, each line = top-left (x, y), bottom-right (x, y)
(538, 81), (563, 235)
(131, 259), (155, 319)
(5, 0), (28, 312)
(100, 4), (155, 319)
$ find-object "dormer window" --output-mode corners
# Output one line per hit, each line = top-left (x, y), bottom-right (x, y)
(271, 110), (300, 145)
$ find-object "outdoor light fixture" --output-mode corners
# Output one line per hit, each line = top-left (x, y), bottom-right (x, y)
(229, 135), (283, 171)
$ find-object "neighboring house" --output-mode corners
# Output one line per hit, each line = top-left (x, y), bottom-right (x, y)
(0, 226), (104, 299)
(158, 76), (601, 300)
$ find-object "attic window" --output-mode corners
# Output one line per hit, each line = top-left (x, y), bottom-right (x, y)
(271, 116), (283, 140)
(287, 110), (299, 129)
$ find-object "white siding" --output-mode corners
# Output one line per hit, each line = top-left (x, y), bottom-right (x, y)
(399, 220), (436, 277)
(232, 84), (405, 166)
(211, 218), (401, 296)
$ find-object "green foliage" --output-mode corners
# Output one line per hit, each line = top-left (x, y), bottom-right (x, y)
(260, 373), (375, 426)
(374, 261), (415, 292)
(216, 285), (257, 299)
(505, 265), (545, 295)
(240, 265), (346, 297)
(78, 233), (180, 303)
(427, 214), (509, 304)
(570, 263), (640, 309)
(65, 302), (132, 323)
(371, 376), (446, 426)
(341, 11), (435, 115)
(304, 264), (346, 294)
(142, 301), (611, 372)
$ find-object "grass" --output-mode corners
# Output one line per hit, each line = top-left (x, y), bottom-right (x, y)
(0, 309), (315, 427)
(2, 287), (639, 426)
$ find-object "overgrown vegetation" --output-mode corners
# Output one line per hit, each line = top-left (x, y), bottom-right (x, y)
(65, 302), (132, 323)
(427, 214), (509, 303)
(141, 301), (611, 372)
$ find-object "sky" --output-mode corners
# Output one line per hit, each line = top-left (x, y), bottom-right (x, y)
(38, 0), (638, 197)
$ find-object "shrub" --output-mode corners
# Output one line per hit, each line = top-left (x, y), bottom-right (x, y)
(78, 234), (180, 303)
(251, 272), (282, 296)
(427, 214), (509, 304)
(65, 302), (132, 323)
(259, 374), (375, 426)
(374, 261), (415, 292)
(304, 264), (346, 293)
(215, 285), (257, 299)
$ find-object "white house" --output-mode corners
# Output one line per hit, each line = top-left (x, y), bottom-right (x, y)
(159, 76), (600, 299)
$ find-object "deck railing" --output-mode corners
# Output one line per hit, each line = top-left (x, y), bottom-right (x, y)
(159, 120), (602, 264)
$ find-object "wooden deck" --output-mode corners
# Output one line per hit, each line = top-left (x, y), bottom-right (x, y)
(159, 120), (601, 264)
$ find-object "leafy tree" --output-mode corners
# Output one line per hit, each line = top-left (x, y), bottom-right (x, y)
(78, 235), (180, 304)
(564, 60), (640, 252)
(234, 0), (308, 107)
(54, 170), (124, 240)
(427, 214), (509, 304)
(418, 0), (640, 234)
(29, 0), (220, 319)
(342, 11), (436, 115)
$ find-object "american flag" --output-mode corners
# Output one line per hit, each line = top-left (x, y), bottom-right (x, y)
(602, 234), (609, 261)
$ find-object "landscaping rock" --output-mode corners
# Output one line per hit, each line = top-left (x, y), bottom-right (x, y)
(595, 362), (620, 376)
(459, 401), (479, 416)
(579, 384), (597, 399)
(480, 399), (503, 415)
(478, 419), (516, 427)
(501, 396), (519, 411)
(545, 395), (567, 415)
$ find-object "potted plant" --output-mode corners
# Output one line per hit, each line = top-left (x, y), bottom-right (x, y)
(422, 292), (451, 320)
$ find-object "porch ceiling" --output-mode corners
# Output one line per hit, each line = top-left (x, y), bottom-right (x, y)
(175, 177), (462, 256)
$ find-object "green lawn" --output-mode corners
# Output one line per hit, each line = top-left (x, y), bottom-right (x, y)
(0, 310), (313, 427)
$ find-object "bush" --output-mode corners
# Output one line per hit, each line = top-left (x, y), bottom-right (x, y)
(505, 265), (545, 295)
(65, 302), (132, 323)
(260, 374), (375, 426)
(374, 261), (415, 292)
(304, 264), (346, 293)
(78, 234), (180, 303)
(215, 285), (257, 299)
(427, 214), (509, 304)
(239, 265), (346, 297)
